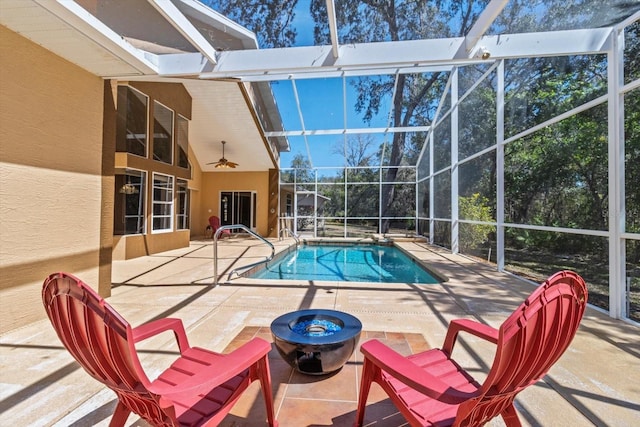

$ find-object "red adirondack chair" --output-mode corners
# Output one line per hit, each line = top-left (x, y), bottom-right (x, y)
(209, 215), (231, 239)
(355, 270), (588, 427)
(42, 272), (278, 427)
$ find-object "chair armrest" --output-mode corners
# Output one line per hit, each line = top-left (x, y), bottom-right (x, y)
(132, 318), (191, 353)
(154, 337), (272, 399)
(360, 339), (478, 405)
(442, 318), (499, 354)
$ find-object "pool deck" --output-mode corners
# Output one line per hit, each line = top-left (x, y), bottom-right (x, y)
(1, 237), (638, 426)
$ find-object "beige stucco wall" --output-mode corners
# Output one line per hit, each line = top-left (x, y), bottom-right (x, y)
(110, 82), (194, 260)
(200, 171), (271, 236)
(0, 26), (105, 333)
(188, 145), (205, 237)
(112, 231), (190, 260)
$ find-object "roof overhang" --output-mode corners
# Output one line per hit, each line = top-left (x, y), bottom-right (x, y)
(0, 0), (284, 172)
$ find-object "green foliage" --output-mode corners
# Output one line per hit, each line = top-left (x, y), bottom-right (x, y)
(459, 194), (493, 250)
(210, 1), (640, 261)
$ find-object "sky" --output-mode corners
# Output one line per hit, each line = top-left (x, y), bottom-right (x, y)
(201, 0), (446, 171)
(271, 77), (395, 169)
(270, 2), (395, 169)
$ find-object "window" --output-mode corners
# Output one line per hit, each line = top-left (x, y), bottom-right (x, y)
(116, 86), (147, 157)
(176, 179), (190, 230)
(176, 115), (190, 169)
(114, 170), (146, 235)
(152, 173), (173, 232)
(153, 101), (173, 164)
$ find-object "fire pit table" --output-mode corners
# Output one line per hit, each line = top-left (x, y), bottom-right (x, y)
(270, 309), (362, 375)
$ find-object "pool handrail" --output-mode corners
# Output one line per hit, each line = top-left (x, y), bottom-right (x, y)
(279, 227), (300, 245)
(213, 224), (275, 286)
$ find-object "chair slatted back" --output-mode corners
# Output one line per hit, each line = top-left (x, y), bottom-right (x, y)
(209, 215), (222, 230)
(42, 273), (167, 423)
(457, 271), (587, 426)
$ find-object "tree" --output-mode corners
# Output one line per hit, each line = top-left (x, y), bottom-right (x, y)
(332, 134), (377, 167)
(203, 0), (298, 48)
(459, 193), (494, 251)
(203, 0), (640, 242)
(309, 0), (484, 231)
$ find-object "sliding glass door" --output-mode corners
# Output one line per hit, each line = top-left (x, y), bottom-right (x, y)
(220, 191), (257, 230)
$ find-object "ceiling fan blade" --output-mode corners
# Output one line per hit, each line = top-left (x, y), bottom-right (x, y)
(207, 142), (238, 168)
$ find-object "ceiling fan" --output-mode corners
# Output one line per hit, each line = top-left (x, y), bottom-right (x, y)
(207, 140), (239, 169)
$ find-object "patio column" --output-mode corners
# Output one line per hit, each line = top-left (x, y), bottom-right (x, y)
(451, 68), (459, 254)
(607, 29), (626, 319)
(429, 131), (435, 244)
(496, 60), (505, 271)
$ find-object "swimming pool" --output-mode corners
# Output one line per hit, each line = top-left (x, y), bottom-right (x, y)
(249, 244), (440, 284)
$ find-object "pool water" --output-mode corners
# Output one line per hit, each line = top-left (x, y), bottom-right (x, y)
(251, 244), (440, 283)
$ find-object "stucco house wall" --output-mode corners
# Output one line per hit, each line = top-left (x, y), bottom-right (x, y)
(0, 23), (278, 333)
(0, 25), (107, 333)
(201, 171), (271, 237)
(111, 81), (194, 260)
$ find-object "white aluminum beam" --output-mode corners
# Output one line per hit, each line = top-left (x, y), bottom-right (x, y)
(496, 60), (505, 271)
(156, 52), (211, 76)
(615, 10), (640, 30)
(200, 38), (464, 80)
(326, 0), (340, 59)
(462, 0), (508, 56)
(416, 70), (455, 169)
(607, 30), (626, 319)
(480, 28), (612, 59)
(147, 0), (218, 64)
(194, 28), (612, 82)
(290, 79), (314, 167)
(379, 71), (401, 167)
(450, 69), (459, 254)
(157, 53), (455, 78)
(264, 125), (431, 137)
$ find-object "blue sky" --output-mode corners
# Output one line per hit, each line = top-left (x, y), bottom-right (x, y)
(272, 2), (394, 169)
(273, 77), (395, 169)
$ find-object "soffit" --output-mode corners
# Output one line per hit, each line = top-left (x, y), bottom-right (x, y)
(0, 0), (156, 77)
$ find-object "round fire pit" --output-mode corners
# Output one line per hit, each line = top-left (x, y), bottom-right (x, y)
(270, 309), (362, 375)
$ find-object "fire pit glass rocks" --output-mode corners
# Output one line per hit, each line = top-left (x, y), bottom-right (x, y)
(270, 309), (362, 375)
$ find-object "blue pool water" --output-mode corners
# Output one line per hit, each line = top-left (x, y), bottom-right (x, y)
(251, 245), (440, 283)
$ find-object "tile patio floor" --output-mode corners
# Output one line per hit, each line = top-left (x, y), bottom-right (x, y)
(1, 237), (638, 426)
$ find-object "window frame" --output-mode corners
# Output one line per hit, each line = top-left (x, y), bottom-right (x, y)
(176, 178), (190, 230)
(117, 85), (148, 158)
(176, 114), (190, 170)
(115, 169), (146, 235)
(153, 100), (174, 165)
(152, 172), (174, 233)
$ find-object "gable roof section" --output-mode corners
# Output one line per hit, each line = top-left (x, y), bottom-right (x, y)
(0, 0), (285, 171)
